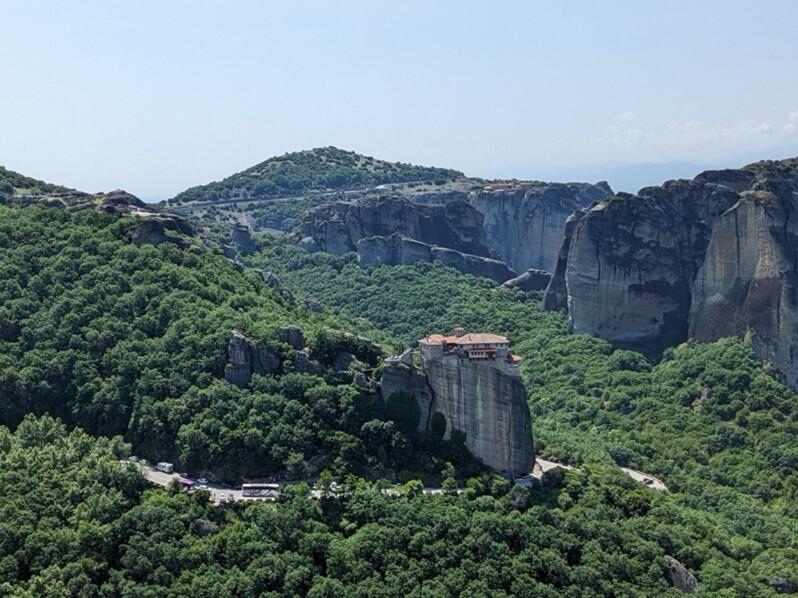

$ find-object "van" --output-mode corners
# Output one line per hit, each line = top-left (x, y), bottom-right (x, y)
(156, 462), (174, 474)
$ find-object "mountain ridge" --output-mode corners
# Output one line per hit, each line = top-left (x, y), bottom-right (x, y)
(169, 146), (465, 205)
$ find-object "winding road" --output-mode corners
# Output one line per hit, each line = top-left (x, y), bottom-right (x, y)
(127, 457), (667, 505)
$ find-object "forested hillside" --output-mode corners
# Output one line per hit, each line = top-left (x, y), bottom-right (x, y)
(3, 415), (791, 596)
(2, 204), (798, 594)
(0, 205), (473, 481)
(170, 147), (463, 204)
(0, 165), (73, 201)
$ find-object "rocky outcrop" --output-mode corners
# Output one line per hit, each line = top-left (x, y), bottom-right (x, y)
(357, 234), (432, 268)
(689, 186), (798, 388)
(357, 233), (516, 283)
(278, 325), (305, 350)
(300, 195), (491, 257)
(501, 269), (552, 292)
(381, 351), (534, 475)
(96, 190), (148, 214)
(423, 353), (533, 475)
(231, 224), (257, 254)
(432, 246), (516, 283)
(381, 361), (435, 431)
(664, 556), (698, 593)
(291, 351), (324, 375)
(471, 181), (612, 272)
(224, 331), (280, 387)
(131, 214), (194, 249)
(543, 210), (585, 311)
(547, 158), (798, 386)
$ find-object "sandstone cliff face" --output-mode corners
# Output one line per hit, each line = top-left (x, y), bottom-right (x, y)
(547, 158), (798, 386)
(380, 361), (435, 432)
(423, 354), (533, 475)
(502, 269), (552, 292)
(542, 209), (585, 310)
(300, 195), (491, 257)
(357, 233), (517, 283)
(690, 186), (798, 388)
(471, 182), (612, 272)
(381, 354), (534, 475)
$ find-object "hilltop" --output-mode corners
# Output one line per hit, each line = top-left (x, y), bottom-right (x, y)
(169, 146), (464, 204)
(0, 165), (74, 201)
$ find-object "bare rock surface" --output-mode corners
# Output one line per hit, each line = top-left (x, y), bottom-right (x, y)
(470, 181), (612, 272)
(546, 158), (798, 387)
(357, 233), (516, 283)
(381, 354), (534, 475)
(502, 268), (552, 292)
(380, 361), (435, 431)
(277, 325), (305, 350)
(664, 556), (698, 593)
(231, 224), (257, 254)
(300, 195), (491, 257)
(224, 330), (280, 387)
(423, 353), (533, 475)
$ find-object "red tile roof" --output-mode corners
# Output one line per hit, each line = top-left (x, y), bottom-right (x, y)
(419, 332), (509, 346)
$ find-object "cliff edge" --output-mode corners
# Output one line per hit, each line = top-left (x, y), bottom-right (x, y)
(546, 157), (798, 387)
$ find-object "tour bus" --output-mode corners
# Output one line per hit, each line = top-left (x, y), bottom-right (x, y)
(241, 483), (281, 499)
(156, 462), (174, 474)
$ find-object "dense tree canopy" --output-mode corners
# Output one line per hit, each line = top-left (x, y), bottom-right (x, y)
(2, 203), (798, 595)
(0, 165), (72, 201)
(170, 147), (463, 204)
(0, 206), (471, 481)
(5, 416), (788, 597)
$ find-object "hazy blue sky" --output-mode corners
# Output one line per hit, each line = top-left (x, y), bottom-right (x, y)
(2, 1), (798, 199)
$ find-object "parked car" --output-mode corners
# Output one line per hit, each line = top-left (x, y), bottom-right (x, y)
(197, 477), (208, 485)
(156, 462), (174, 474)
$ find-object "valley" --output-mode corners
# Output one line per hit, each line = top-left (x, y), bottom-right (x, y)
(2, 150), (798, 595)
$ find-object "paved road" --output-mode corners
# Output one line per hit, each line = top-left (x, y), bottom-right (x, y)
(166, 180), (428, 214)
(534, 458), (668, 491)
(127, 457), (667, 505)
(620, 467), (668, 491)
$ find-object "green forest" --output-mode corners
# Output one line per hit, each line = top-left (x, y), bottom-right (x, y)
(0, 166), (72, 201)
(1, 204), (797, 595)
(170, 147), (463, 204)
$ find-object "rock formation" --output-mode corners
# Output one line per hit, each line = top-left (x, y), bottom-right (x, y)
(277, 325), (305, 350)
(689, 184), (798, 388)
(131, 214), (194, 249)
(224, 330), (280, 387)
(357, 233), (516, 283)
(501, 269), (552, 292)
(664, 556), (698, 594)
(423, 353), (533, 474)
(546, 158), (798, 387)
(300, 195), (492, 257)
(542, 210), (585, 311)
(380, 361), (435, 431)
(470, 181), (612, 272)
(231, 224), (257, 254)
(380, 334), (534, 475)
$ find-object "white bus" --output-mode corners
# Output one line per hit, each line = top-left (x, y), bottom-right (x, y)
(241, 483), (280, 499)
